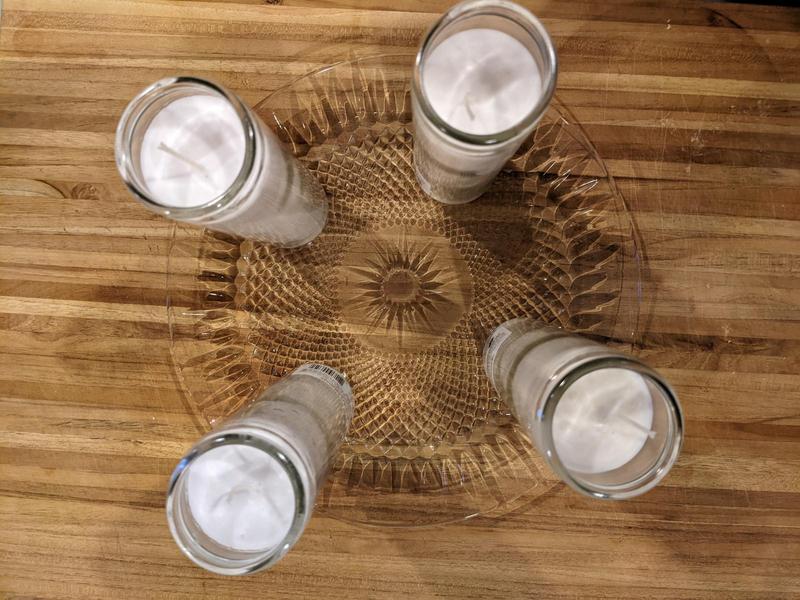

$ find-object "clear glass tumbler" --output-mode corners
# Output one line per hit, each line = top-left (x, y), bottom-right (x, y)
(412, 0), (558, 204)
(116, 77), (328, 247)
(484, 318), (683, 499)
(166, 364), (353, 574)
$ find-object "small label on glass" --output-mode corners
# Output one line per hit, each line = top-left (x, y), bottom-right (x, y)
(294, 363), (352, 396)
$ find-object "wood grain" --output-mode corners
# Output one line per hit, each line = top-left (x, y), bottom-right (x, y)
(1, 0), (799, 598)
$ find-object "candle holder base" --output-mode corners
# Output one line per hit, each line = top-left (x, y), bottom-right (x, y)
(167, 54), (643, 526)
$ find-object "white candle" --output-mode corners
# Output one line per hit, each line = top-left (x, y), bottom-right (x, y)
(486, 318), (683, 499)
(508, 339), (656, 475)
(166, 364), (354, 574)
(117, 78), (328, 246)
(140, 95), (246, 208)
(551, 368), (655, 474)
(186, 444), (295, 552)
(412, 2), (556, 204)
(422, 29), (542, 136)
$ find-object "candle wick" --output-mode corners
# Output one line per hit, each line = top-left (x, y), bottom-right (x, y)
(463, 94), (476, 121)
(211, 484), (251, 510)
(157, 142), (213, 180)
(620, 415), (657, 438)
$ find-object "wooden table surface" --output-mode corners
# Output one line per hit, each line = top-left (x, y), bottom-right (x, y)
(1, 0), (799, 597)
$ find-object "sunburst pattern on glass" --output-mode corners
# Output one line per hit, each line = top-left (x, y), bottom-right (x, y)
(337, 224), (473, 353)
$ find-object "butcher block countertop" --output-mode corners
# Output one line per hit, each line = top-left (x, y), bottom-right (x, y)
(1, 1), (799, 598)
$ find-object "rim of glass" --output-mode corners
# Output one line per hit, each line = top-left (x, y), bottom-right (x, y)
(412, 0), (558, 146)
(165, 427), (311, 575)
(538, 356), (684, 500)
(115, 76), (257, 219)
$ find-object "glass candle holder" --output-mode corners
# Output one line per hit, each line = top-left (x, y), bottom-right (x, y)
(412, 0), (557, 204)
(116, 77), (328, 247)
(484, 318), (683, 499)
(166, 364), (353, 575)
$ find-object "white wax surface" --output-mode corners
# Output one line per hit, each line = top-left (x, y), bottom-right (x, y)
(552, 368), (654, 474)
(140, 95), (246, 208)
(422, 28), (542, 135)
(187, 444), (295, 552)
